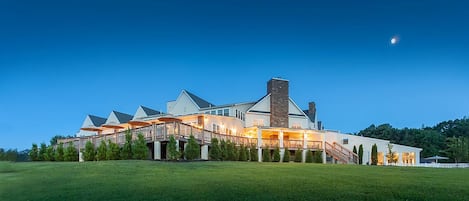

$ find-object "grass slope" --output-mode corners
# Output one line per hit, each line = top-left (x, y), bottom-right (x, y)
(1, 161), (468, 201)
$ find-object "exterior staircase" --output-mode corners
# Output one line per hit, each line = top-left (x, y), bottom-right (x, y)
(325, 142), (358, 164)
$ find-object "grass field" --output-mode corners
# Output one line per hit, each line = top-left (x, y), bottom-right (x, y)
(1, 161), (468, 201)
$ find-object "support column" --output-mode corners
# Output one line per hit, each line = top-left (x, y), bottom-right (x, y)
(201, 145), (208, 160)
(302, 132), (307, 163)
(279, 130), (284, 148)
(383, 154), (388, 166)
(154, 141), (161, 160)
(398, 152), (403, 166)
(257, 128), (262, 162)
(322, 133), (326, 164)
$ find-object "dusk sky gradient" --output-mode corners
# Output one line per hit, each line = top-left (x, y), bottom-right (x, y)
(1, 0), (468, 149)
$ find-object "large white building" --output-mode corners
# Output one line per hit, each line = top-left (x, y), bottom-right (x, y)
(65, 78), (421, 165)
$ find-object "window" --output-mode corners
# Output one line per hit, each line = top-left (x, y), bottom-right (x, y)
(217, 109), (223, 116)
(235, 109), (238, 118)
(342, 138), (349, 145)
(210, 110), (216, 115)
(223, 109), (229, 116)
(205, 111), (210, 114)
(292, 123), (301, 129)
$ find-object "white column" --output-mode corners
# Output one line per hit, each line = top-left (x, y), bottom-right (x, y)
(302, 149), (307, 163)
(383, 154), (387, 166)
(201, 145), (208, 160)
(322, 133), (326, 164)
(257, 128), (262, 162)
(79, 152), (84, 162)
(302, 132), (307, 163)
(279, 130), (284, 148)
(176, 140), (179, 152)
(183, 143), (188, 160)
(154, 141), (161, 160)
(398, 152), (403, 166)
(280, 148), (285, 162)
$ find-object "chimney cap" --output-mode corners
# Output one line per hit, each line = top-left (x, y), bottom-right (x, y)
(271, 77), (289, 82)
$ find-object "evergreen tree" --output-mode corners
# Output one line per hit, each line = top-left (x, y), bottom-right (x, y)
(272, 146), (281, 162)
(96, 140), (107, 161)
(283, 149), (290, 162)
(371, 144), (378, 165)
(121, 129), (133, 159)
(353, 145), (357, 155)
(29, 143), (39, 161)
(64, 141), (78, 161)
(38, 143), (47, 161)
(226, 140), (235, 161)
(244, 145), (250, 161)
(314, 151), (323, 163)
(133, 133), (149, 160)
(220, 140), (228, 161)
(294, 148), (302, 162)
(185, 135), (200, 160)
(238, 144), (247, 161)
(262, 145), (271, 162)
(234, 144), (240, 161)
(209, 138), (221, 160)
(167, 135), (180, 160)
(358, 144), (364, 165)
(107, 140), (120, 160)
(83, 140), (95, 161)
(45, 146), (55, 161)
(55, 143), (64, 161)
(249, 144), (258, 162)
(305, 150), (313, 163)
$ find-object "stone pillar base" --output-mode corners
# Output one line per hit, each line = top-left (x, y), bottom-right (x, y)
(201, 145), (209, 160)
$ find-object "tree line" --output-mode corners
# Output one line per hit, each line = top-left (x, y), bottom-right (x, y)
(357, 117), (469, 163)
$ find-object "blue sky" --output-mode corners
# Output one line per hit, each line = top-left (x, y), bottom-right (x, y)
(1, 0), (468, 149)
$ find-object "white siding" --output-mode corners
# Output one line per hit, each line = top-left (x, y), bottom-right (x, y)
(168, 91), (199, 116)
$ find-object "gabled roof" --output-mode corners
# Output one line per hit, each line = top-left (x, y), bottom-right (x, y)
(247, 93), (271, 113)
(184, 90), (214, 108)
(87, 115), (107, 127)
(105, 111), (133, 125)
(140, 106), (162, 116)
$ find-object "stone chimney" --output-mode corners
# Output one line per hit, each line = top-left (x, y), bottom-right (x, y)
(267, 78), (289, 128)
(307, 102), (316, 122)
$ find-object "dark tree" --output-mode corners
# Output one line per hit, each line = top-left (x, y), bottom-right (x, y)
(283, 149), (290, 162)
(305, 150), (313, 163)
(249, 144), (258, 162)
(121, 129), (133, 159)
(133, 133), (149, 160)
(167, 135), (180, 160)
(358, 144), (364, 165)
(294, 148), (302, 162)
(371, 144), (378, 165)
(209, 138), (221, 160)
(96, 140), (107, 161)
(83, 140), (95, 161)
(55, 143), (64, 161)
(184, 135), (200, 160)
(262, 145), (271, 162)
(29, 143), (39, 161)
(272, 146), (281, 162)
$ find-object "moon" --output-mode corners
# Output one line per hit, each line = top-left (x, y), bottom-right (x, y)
(390, 37), (398, 45)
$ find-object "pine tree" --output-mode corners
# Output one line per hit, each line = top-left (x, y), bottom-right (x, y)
(353, 145), (357, 155)
(83, 140), (95, 161)
(96, 140), (107, 161)
(121, 129), (133, 160)
(358, 144), (364, 165)
(244, 145), (250, 161)
(64, 141), (78, 161)
(305, 150), (313, 163)
(45, 146), (55, 161)
(250, 144), (258, 162)
(220, 140), (227, 161)
(314, 151), (323, 163)
(167, 135), (180, 160)
(283, 149), (290, 162)
(226, 140), (235, 161)
(272, 146), (281, 162)
(185, 135), (200, 160)
(209, 138), (221, 160)
(29, 143), (39, 161)
(262, 145), (271, 162)
(38, 143), (47, 161)
(238, 144), (247, 161)
(55, 143), (64, 161)
(106, 140), (120, 160)
(234, 145), (240, 161)
(294, 148), (302, 162)
(371, 144), (378, 165)
(133, 133), (149, 160)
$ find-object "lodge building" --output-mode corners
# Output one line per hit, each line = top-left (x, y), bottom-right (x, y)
(59, 78), (421, 165)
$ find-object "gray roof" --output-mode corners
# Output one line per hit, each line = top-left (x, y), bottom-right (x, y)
(88, 115), (107, 127)
(185, 90), (214, 108)
(141, 106), (162, 116)
(112, 111), (133, 123)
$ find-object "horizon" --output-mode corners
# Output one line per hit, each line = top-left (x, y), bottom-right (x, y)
(1, 0), (468, 150)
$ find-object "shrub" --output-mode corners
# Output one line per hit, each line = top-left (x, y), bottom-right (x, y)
(244, 145), (250, 161)
(371, 144), (378, 165)
(167, 135), (180, 160)
(249, 144), (258, 162)
(64, 141), (78, 161)
(358, 144), (364, 165)
(283, 149), (290, 162)
(209, 138), (221, 160)
(55, 143), (64, 161)
(234, 145), (240, 161)
(313, 151), (323, 163)
(121, 129), (133, 159)
(294, 148), (302, 162)
(107, 140), (120, 160)
(185, 135), (200, 160)
(133, 133), (148, 160)
(238, 144), (247, 161)
(29, 143), (39, 161)
(45, 146), (55, 161)
(96, 140), (107, 161)
(305, 150), (313, 163)
(226, 140), (236, 161)
(83, 140), (95, 161)
(220, 140), (227, 161)
(272, 146), (281, 162)
(262, 145), (271, 162)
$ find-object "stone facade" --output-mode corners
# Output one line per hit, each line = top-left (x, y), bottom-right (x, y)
(308, 102), (316, 122)
(267, 78), (289, 128)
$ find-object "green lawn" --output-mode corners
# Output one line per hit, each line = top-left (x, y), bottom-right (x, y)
(1, 161), (468, 201)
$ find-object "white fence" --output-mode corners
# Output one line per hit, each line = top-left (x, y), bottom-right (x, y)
(417, 163), (469, 168)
